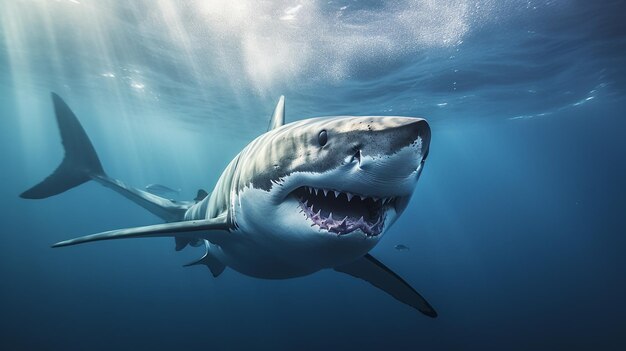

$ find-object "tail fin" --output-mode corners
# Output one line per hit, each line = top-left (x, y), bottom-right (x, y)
(20, 93), (104, 199)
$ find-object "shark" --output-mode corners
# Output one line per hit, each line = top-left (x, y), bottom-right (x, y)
(21, 93), (436, 317)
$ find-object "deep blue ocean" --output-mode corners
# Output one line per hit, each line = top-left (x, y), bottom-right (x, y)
(1, 1), (625, 350)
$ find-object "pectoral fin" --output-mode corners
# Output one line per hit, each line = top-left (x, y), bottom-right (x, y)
(52, 216), (230, 248)
(334, 254), (437, 318)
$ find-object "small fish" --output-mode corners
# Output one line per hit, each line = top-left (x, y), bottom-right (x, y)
(394, 244), (410, 251)
(145, 183), (181, 195)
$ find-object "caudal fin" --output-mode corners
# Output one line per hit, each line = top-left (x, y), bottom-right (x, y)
(20, 93), (104, 199)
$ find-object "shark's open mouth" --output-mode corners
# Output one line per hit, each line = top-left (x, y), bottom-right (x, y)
(292, 186), (395, 236)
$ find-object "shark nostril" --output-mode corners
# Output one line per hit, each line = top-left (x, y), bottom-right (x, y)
(353, 149), (361, 164)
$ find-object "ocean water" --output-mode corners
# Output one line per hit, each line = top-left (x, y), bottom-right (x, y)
(1, 1), (625, 350)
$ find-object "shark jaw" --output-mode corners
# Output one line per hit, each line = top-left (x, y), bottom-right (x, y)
(256, 139), (428, 242)
(293, 186), (395, 237)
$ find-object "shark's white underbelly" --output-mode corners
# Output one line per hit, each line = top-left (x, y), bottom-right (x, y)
(207, 186), (378, 279)
(209, 233), (321, 279)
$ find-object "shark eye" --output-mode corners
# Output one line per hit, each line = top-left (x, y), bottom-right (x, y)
(318, 130), (328, 146)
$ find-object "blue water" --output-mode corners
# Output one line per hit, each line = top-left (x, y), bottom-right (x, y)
(1, 1), (625, 350)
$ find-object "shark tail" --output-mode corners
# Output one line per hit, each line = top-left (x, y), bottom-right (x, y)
(20, 93), (105, 199)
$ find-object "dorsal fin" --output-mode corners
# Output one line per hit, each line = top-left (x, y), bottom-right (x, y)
(194, 189), (209, 203)
(267, 95), (285, 131)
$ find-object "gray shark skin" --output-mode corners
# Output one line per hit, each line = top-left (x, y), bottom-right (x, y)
(22, 93), (436, 318)
(145, 184), (181, 196)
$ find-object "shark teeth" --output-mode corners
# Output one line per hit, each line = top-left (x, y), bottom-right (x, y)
(300, 205), (385, 236)
(296, 186), (392, 237)
(299, 186), (396, 206)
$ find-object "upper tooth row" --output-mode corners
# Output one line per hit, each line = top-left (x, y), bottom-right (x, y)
(304, 186), (394, 204)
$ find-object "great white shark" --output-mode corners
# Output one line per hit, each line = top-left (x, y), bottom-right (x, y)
(22, 93), (436, 317)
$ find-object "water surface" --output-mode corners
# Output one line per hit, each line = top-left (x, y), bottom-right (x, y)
(0, 1), (625, 350)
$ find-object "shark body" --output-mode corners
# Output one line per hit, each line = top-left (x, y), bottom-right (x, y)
(22, 93), (436, 317)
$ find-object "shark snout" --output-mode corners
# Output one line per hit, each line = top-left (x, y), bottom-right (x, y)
(355, 117), (430, 165)
(396, 118), (430, 159)
(334, 117), (431, 197)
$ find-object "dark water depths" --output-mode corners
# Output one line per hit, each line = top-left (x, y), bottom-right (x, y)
(1, 1), (625, 350)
